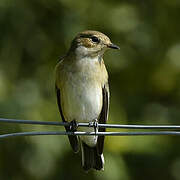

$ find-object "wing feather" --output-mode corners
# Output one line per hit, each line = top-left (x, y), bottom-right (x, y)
(56, 86), (79, 153)
(97, 82), (109, 155)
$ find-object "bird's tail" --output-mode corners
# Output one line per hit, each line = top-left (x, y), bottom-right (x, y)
(81, 141), (104, 171)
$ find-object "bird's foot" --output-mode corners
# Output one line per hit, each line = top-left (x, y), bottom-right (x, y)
(69, 120), (78, 132)
(89, 119), (98, 135)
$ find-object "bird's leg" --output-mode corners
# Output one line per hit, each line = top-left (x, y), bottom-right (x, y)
(89, 119), (98, 135)
(69, 119), (78, 132)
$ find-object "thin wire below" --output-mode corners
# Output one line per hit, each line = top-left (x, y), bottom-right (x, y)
(1, 131), (180, 139)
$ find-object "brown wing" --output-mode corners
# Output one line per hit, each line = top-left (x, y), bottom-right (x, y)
(56, 86), (79, 153)
(97, 82), (109, 155)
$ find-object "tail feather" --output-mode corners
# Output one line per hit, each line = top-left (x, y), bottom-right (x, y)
(81, 142), (104, 171)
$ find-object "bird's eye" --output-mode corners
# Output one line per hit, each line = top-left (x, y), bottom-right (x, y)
(91, 36), (100, 43)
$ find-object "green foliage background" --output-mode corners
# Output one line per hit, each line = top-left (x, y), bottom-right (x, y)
(0, 0), (180, 179)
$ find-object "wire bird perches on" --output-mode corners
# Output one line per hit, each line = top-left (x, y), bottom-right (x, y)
(1, 117), (180, 138)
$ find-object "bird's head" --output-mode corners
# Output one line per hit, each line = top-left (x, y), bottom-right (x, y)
(69, 30), (120, 58)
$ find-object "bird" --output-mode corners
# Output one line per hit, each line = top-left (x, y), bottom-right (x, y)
(55, 30), (119, 171)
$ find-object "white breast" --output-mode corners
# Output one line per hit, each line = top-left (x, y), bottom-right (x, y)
(62, 77), (102, 122)
(61, 57), (102, 122)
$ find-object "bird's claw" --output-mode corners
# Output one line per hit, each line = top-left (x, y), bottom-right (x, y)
(69, 120), (78, 132)
(89, 119), (98, 135)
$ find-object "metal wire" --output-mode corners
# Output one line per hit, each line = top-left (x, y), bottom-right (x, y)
(0, 118), (65, 126)
(1, 131), (180, 139)
(1, 117), (180, 129)
(1, 117), (180, 139)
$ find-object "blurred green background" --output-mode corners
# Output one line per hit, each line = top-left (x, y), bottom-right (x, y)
(0, 0), (180, 179)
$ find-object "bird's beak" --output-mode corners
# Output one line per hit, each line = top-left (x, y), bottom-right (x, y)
(107, 43), (120, 50)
